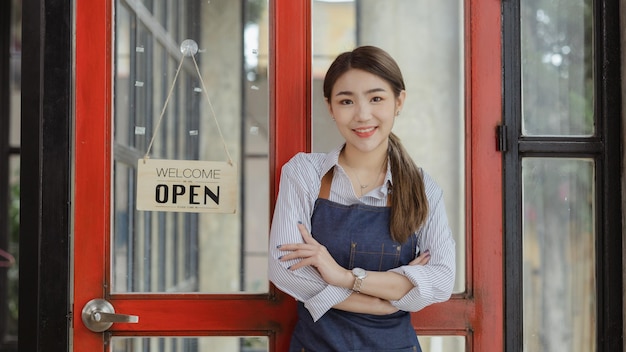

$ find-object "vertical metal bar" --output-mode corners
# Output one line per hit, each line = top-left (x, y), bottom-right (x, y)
(0, 0), (11, 346)
(173, 212), (179, 286)
(596, 0), (623, 349)
(20, 0), (72, 350)
(239, 0), (248, 293)
(17, 0), (42, 348)
(502, 0), (523, 351)
(157, 0), (169, 294)
(190, 0), (201, 291)
(142, 3), (154, 293)
(127, 4), (139, 292)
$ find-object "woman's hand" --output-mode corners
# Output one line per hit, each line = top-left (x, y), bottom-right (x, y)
(409, 249), (431, 266)
(277, 222), (432, 296)
(277, 223), (352, 288)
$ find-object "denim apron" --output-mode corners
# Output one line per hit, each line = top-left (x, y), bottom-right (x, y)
(289, 168), (422, 352)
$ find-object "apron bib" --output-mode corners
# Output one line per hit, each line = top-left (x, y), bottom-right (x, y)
(289, 168), (421, 352)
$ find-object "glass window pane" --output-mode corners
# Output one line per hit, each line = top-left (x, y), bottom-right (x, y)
(6, 156), (19, 339)
(420, 336), (466, 352)
(521, 0), (594, 136)
(112, 0), (270, 293)
(9, 0), (20, 148)
(311, 0), (466, 293)
(522, 158), (596, 352)
(111, 335), (466, 352)
(112, 336), (268, 352)
(6, 0), (21, 340)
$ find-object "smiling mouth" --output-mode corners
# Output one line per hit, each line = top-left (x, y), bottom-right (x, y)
(353, 126), (377, 137)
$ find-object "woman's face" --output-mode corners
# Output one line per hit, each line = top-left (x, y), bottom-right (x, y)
(327, 68), (405, 156)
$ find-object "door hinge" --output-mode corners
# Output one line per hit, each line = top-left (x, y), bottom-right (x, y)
(496, 124), (507, 152)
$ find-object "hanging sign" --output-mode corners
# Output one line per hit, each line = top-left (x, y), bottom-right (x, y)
(136, 159), (237, 213)
(136, 40), (237, 214)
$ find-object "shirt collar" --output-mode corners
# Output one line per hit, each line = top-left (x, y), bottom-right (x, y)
(320, 144), (343, 176)
(322, 144), (394, 195)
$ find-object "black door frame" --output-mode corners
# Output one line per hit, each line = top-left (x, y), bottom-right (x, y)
(503, 0), (623, 351)
(19, 0), (72, 351)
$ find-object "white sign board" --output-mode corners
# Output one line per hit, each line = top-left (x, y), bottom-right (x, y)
(136, 159), (237, 213)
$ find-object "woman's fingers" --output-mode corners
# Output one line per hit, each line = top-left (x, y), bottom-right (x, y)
(409, 250), (430, 266)
(277, 222), (324, 265)
(277, 222), (349, 286)
(297, 222), (320, 244)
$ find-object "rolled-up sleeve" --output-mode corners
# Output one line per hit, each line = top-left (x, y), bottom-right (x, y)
(388, 175), (456, 312)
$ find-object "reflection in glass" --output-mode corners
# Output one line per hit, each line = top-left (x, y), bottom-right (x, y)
(6, 0), (21, 340)
(420, 336), (466, 352)
(111, 335), (465, 352)
(522, 158), (595, 352)
(112, 336), (268, 352)
(521, 0), (594, 136)
(311, 0), (466, 293)
(113, 0), (270, 293)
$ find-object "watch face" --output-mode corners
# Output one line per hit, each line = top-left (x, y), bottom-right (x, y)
(352, 267), (366, 278)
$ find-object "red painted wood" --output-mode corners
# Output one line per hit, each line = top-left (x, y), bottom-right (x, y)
(270, 0), (311, 201)
(72, 0), (501, 350)
(467, 0), (504, 350)
(73, 0), (112, 350)
(412, 296), (475, 334)
(269, 0), (311, 349)
(108, 295), (297, 333)
(73, 0), (310, 351)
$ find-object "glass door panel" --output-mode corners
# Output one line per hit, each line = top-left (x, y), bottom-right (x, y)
(310, 2), (473, 349)
(522, 158), (596, 351)
(113, 0), (270, 294)
(74, 0), (502, 349)
(420, 336), (466, 352)
(111, 335), (466, 352)
(520, 0), (594, 136)
(112, 336), (269, 352)
(311, 0), (466, 294)
(519, 1), (597, 350)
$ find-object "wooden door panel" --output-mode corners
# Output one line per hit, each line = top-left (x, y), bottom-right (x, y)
(73, 0), (502, 350)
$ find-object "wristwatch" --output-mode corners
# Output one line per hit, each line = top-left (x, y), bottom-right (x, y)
(351, 267), (367, 293)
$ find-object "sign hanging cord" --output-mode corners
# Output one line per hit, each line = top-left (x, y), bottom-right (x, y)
(143, 56), (185, 161)
(190, 53), (233, 164)
(144, 39), (234, 165)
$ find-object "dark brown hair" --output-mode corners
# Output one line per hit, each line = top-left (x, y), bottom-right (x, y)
(323, 46), (428, 243)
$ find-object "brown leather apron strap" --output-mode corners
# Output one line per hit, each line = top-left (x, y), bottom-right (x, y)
(319, 167), (334, 199)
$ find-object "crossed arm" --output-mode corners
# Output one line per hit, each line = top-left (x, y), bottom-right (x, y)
(277, 223), (431, 315)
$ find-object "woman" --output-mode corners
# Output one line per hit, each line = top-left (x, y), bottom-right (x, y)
(269, 46), (455, 351)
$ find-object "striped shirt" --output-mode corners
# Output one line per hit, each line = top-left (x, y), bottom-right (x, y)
(268, 145), (456, 322)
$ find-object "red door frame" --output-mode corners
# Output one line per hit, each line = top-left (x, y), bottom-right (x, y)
(465, 0), (503, 349)
(73, 0), (502, 350)
(406, 1), (504, 350)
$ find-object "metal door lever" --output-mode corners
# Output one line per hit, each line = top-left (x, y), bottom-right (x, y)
(81, 298), (139, 332)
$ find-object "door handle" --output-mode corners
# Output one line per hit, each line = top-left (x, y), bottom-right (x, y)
(81, 298), (139, 332)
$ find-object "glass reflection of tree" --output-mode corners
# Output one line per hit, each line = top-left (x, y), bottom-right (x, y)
(521, 0), (593, 136)
(523, 159), (595, 352)
(521, 1), (596, 351)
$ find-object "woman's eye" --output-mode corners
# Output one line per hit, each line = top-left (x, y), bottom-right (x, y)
(371, 96), (383, 102)
(339, 99), (353, 105)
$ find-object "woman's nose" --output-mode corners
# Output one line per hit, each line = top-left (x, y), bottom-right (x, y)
(353, 103), (371, 121)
